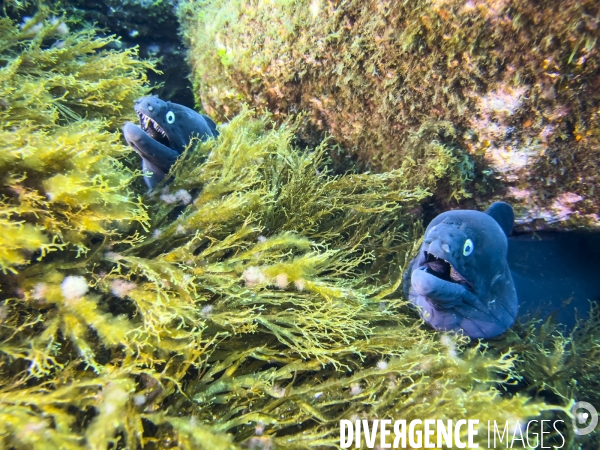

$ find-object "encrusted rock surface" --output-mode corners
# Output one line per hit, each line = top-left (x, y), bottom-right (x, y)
(180, 0), (600, 230)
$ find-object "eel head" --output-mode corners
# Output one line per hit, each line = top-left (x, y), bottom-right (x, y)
(122, 96), (218, 189)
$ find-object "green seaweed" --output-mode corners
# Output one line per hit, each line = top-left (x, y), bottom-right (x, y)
(0, 13), (152, 272)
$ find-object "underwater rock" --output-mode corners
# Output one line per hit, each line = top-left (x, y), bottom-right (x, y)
(179, 0), (600, 231)
(404, 202), (518, 338)
(122, 96), (219, 189)
(70, 0), (194, 106)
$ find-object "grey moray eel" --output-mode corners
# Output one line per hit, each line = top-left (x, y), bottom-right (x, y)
(122, 96), (218, 189)
(404, 202), (518, 339)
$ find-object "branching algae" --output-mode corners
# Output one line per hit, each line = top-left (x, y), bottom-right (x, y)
(0, 11), (598, 450)
(0, 13), (152, 272)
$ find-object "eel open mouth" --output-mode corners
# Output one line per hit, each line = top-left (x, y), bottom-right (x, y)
(422, 251), (472, 289)
(138, 111), (171, 148)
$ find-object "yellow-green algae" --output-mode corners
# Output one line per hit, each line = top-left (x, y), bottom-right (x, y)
(0, 12), (152, 272)
(0, 11), (598, 450)
(179, 0), (600, 230)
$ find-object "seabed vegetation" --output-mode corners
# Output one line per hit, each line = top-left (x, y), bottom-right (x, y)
(0, 4), (599, 450)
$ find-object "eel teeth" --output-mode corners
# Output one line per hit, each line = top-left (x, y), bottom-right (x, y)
(150, 118), (167, 138)
(138, 112), (168, 139)
(423, 251), (471, 288)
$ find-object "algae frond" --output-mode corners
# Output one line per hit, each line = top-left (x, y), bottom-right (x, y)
(0, 14), (152, 273)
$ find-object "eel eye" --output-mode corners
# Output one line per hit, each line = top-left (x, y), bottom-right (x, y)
(166, 111), (175, 124)
(463, 238), (474, 256)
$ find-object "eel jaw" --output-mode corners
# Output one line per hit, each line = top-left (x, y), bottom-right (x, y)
(420, 251), (473, 291)
(137, 111), (171, 148)
(122, 122), (178, 172)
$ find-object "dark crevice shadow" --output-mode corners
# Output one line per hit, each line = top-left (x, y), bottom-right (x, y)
(508, 231), (600, 329)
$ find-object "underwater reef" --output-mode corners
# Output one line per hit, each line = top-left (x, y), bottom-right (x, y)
(1, 8), (600, 450)
(179, 0), (600, 231)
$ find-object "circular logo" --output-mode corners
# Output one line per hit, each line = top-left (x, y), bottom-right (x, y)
(571, 401), (598, 436)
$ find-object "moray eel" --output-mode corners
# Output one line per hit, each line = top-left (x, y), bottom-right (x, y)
(404, 202), (518, 339)
(122, 96), (218, 189)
